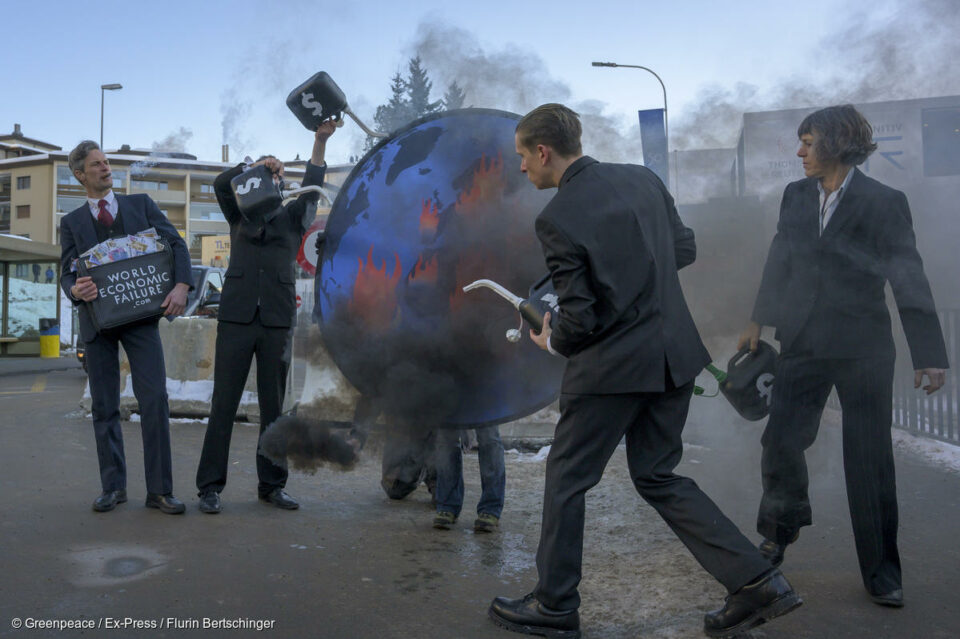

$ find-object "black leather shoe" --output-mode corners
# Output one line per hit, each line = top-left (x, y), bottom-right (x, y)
(198, 491), (221, 514)
(758, 530), (799, 567)
(488, 593), (580, 638)
(145, 493), (186, 515)
(259, 488), (299, 510)
(703, 569), (802, 638)
(92, 490), (127, 512)
(870, 589), (904, 608)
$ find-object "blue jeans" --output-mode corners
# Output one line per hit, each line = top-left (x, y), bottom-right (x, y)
(435, 426), (505, 518)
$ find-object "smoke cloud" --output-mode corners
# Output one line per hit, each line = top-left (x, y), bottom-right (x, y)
(259, 415), (359, 472)
(409, 21), (642, 163)
(151, 127), (194, 153)
(218, 38), (306, 160)
(672, 0), (960, 150)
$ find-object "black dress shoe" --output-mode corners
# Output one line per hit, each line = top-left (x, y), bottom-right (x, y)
(145, 493), (186, 514)
(198, 491), (221, 514)
(758, 530), (799, 567)
(870, 589), (904, 608)
(92, 490), (127, 512)
(488, 593), (580, 638)
(259, 488), (299, 510)
(703, 569), (802, 638)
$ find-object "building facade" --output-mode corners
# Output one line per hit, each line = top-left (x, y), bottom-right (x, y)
(0, 123), (351, 353)
(0, 124), (351, 262)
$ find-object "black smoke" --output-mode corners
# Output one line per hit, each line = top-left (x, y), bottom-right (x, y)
(259, 415), (359, 472)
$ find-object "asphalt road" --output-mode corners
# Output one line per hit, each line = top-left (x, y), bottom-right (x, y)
(1, 368), (959, 639)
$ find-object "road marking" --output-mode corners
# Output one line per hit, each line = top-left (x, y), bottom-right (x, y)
(31, 376), (47, 392)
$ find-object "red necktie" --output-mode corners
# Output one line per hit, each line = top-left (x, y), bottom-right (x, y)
(97, 199), (113, 227)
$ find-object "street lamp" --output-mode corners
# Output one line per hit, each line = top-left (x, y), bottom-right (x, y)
(100, 83), (123, 149)
(591, 61), (668, 150)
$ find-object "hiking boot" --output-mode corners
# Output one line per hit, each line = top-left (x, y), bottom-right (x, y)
(433, 511), (457, 529)
(474, 512), (500, 533)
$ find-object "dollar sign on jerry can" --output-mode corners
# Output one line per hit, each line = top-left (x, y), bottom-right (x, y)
(230, 164), (282, 224)
(286, 71), (348, 131)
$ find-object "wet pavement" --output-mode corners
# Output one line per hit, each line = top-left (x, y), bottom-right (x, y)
(1, 366), (959, 638)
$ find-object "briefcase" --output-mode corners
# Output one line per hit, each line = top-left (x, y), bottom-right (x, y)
(78, 243), (175, 332)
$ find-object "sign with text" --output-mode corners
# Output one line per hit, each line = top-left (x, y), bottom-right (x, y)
(79, 245), (175, 332)
(201, 235), (231, 267)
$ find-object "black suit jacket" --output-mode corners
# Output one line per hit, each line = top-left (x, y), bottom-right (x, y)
(752, 168), (948, 369)
(536, 156), (711, 394)
(59, 193), (193, 343)
(214, 161), (325, 327)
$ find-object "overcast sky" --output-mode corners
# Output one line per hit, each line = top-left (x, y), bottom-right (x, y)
(4, 0), (955, 165)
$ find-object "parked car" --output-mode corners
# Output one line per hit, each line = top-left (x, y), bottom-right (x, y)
(185, 265), (226, 317)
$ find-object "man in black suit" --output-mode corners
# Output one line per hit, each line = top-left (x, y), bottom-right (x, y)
(489, 104), (801, 639)
(739, 104), (948, 607)
(60, 140), (193, 515)
(195, 121), (336, 513)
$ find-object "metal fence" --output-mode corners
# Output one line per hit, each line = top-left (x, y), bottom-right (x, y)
(892, 308), (960, 444)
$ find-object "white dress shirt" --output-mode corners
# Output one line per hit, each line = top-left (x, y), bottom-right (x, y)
(817, 168), (854, 235)
(86, 189), (118, 221)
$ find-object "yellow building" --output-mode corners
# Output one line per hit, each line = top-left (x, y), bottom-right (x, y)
(1, 124), (350, 259)
(0, 123), (351, 353)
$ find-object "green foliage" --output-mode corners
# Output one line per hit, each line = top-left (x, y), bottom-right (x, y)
(443, 80), (466, 111)
(364, 56), (453, 150)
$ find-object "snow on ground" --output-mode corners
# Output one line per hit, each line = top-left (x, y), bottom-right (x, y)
(893, 427), (960, 474)
(4, 273), (59, 336)
(509, 445), (552, 462)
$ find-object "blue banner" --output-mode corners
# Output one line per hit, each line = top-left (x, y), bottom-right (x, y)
(637, 108), (668, 187)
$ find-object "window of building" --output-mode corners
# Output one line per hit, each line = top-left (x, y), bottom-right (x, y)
(16, 205), (30, 219)
(190, 202), (226, 222)
(111, 169), (127, 190)
(57, 196), (87, 213)
(57, 165), (81, 186)
(922, 106), (960, 177)
(199, 183), (215, 194)
(132, 179), (169, 191)
(16, 176), (30, 190)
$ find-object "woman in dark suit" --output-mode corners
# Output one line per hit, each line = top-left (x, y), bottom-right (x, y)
(739, 104), (949, 607)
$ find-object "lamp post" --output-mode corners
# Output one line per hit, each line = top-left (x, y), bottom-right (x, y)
(592, 61), (674, 193)
(100, 83), (123, 149)
(591, 61), (668, 149)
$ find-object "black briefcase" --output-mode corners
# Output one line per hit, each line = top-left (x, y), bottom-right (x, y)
(78, 243), (175, 332)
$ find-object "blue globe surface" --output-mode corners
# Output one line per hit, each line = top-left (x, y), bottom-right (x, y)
(315, 109), (564, 427)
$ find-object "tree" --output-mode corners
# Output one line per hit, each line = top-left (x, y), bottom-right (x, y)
(364, 57), (446, 151)
(443, 80), (466, 111)
(369, 72), (411, 143)
(406, 56), (442, 117)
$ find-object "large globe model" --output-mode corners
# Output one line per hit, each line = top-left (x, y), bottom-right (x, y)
(315, 108), (563, 427)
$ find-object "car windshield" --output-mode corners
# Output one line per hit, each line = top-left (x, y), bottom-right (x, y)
(187, 268), (206, 303)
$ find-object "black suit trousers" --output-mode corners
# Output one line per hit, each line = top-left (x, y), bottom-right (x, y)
(534, 382), (771, 611)
(196, 311), (293, 496)
(85, 320), (173, 495)
(757, 353), (900, 595)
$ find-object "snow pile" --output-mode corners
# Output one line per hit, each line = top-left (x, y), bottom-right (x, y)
(4, 274), (58, 336)
(893, 427), (960, 474)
